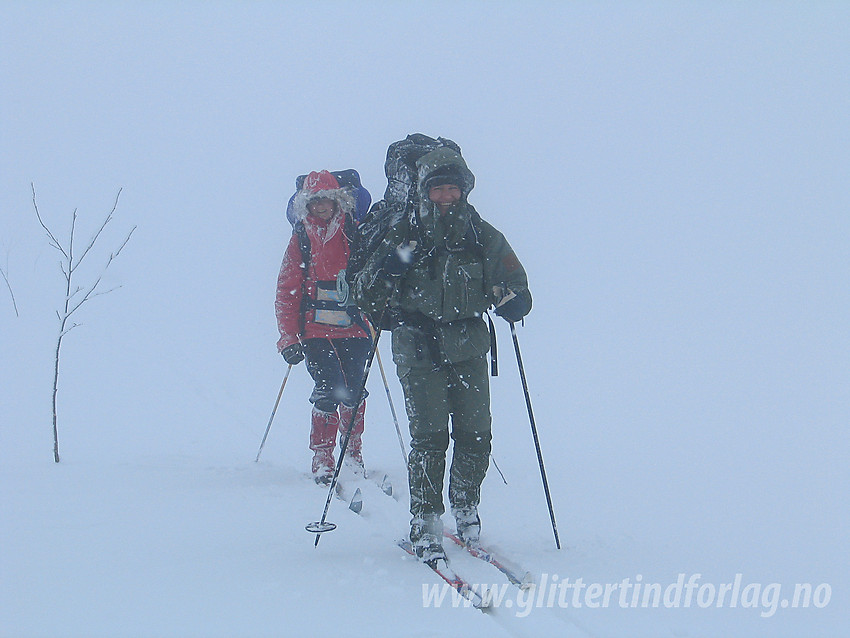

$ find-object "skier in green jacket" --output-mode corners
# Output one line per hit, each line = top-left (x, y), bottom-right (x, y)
(352, 146), (531, 564)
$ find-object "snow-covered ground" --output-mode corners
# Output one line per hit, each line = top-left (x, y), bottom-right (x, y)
(2, 3), (847, 637)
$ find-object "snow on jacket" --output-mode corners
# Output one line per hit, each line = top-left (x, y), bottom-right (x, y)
(275, 184), (368, 351)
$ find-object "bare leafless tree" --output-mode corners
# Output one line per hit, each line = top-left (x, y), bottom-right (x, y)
(31, 184), (136, 463)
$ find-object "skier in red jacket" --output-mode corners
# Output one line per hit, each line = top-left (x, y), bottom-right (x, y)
(275, 170), (371, 484)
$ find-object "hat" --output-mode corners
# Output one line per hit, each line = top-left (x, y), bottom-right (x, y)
(302, 170), (341, 196)
(423, 166), (464, 192)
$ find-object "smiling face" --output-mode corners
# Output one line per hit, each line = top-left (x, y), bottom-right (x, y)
(307, 197), (337, 221)
(428, 184), (462, 214)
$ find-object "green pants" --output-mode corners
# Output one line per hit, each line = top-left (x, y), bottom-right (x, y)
(398, 355), (492, 523)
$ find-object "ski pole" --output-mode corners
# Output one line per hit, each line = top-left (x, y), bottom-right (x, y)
(307, 329), (384, 546)
(370, 325), (407, 465)
(254, 364), (293, 462)
(490, 454), (508, 485)
(510, 322), (561, 549)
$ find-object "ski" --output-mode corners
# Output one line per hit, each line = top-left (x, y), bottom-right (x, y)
(397, 539), (490, 611)
(443, 531), (534, 590)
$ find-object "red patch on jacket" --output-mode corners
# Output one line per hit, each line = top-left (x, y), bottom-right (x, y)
(502, 252), (521, 273)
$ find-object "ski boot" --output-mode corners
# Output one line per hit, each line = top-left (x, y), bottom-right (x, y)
(453, 507), (481, 547)
(310, 408), (338, 485)
(411, 515), (447, 566)
(338, 401), (366, 475)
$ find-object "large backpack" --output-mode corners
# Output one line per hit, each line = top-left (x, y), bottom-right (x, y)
(345, 134), (462, 286)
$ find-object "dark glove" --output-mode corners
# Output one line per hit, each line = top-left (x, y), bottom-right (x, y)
(281, 343), (305, 365)
(494, 288), (532, 323)
(380, 242), (417, 279)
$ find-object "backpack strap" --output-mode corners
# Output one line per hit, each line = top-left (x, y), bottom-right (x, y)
(293, 221), (311, 334)
(465, 207), (485, 258)
(343, 211), (356, 247)
(293, 221), (311, 271)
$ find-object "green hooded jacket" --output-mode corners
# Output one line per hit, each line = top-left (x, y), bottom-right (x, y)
(352, 148), (530, 370)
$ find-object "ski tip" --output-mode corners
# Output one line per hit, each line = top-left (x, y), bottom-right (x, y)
(349, 487), (363, 514)
(397, 538), (415, 558)
(380, 474), (393, 496)
(519, 572), (536, 590)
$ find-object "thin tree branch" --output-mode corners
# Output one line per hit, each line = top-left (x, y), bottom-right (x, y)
(31, 183), (68, 258)
(71, 189), (122, 273)
(67, 285), (83, 303)
(59, 323), (81, 338)
(87, 284), (122, 300)
(65, 226), (136, 318)
(113, 225), (135, 257)
(0, 264), (19, 317)
(68, 209), (77, 272)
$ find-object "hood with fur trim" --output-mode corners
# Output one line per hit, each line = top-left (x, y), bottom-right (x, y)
(415, 148), (475, 201)
(288, 170), (357, 223)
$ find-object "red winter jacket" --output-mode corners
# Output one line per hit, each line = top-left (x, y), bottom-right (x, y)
(275, 211), (369, 351)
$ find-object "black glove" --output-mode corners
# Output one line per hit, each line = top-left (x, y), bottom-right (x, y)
(380, 243), (417, 279)
(281, 343), (305, 365)
(494, 288), (532, 323)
